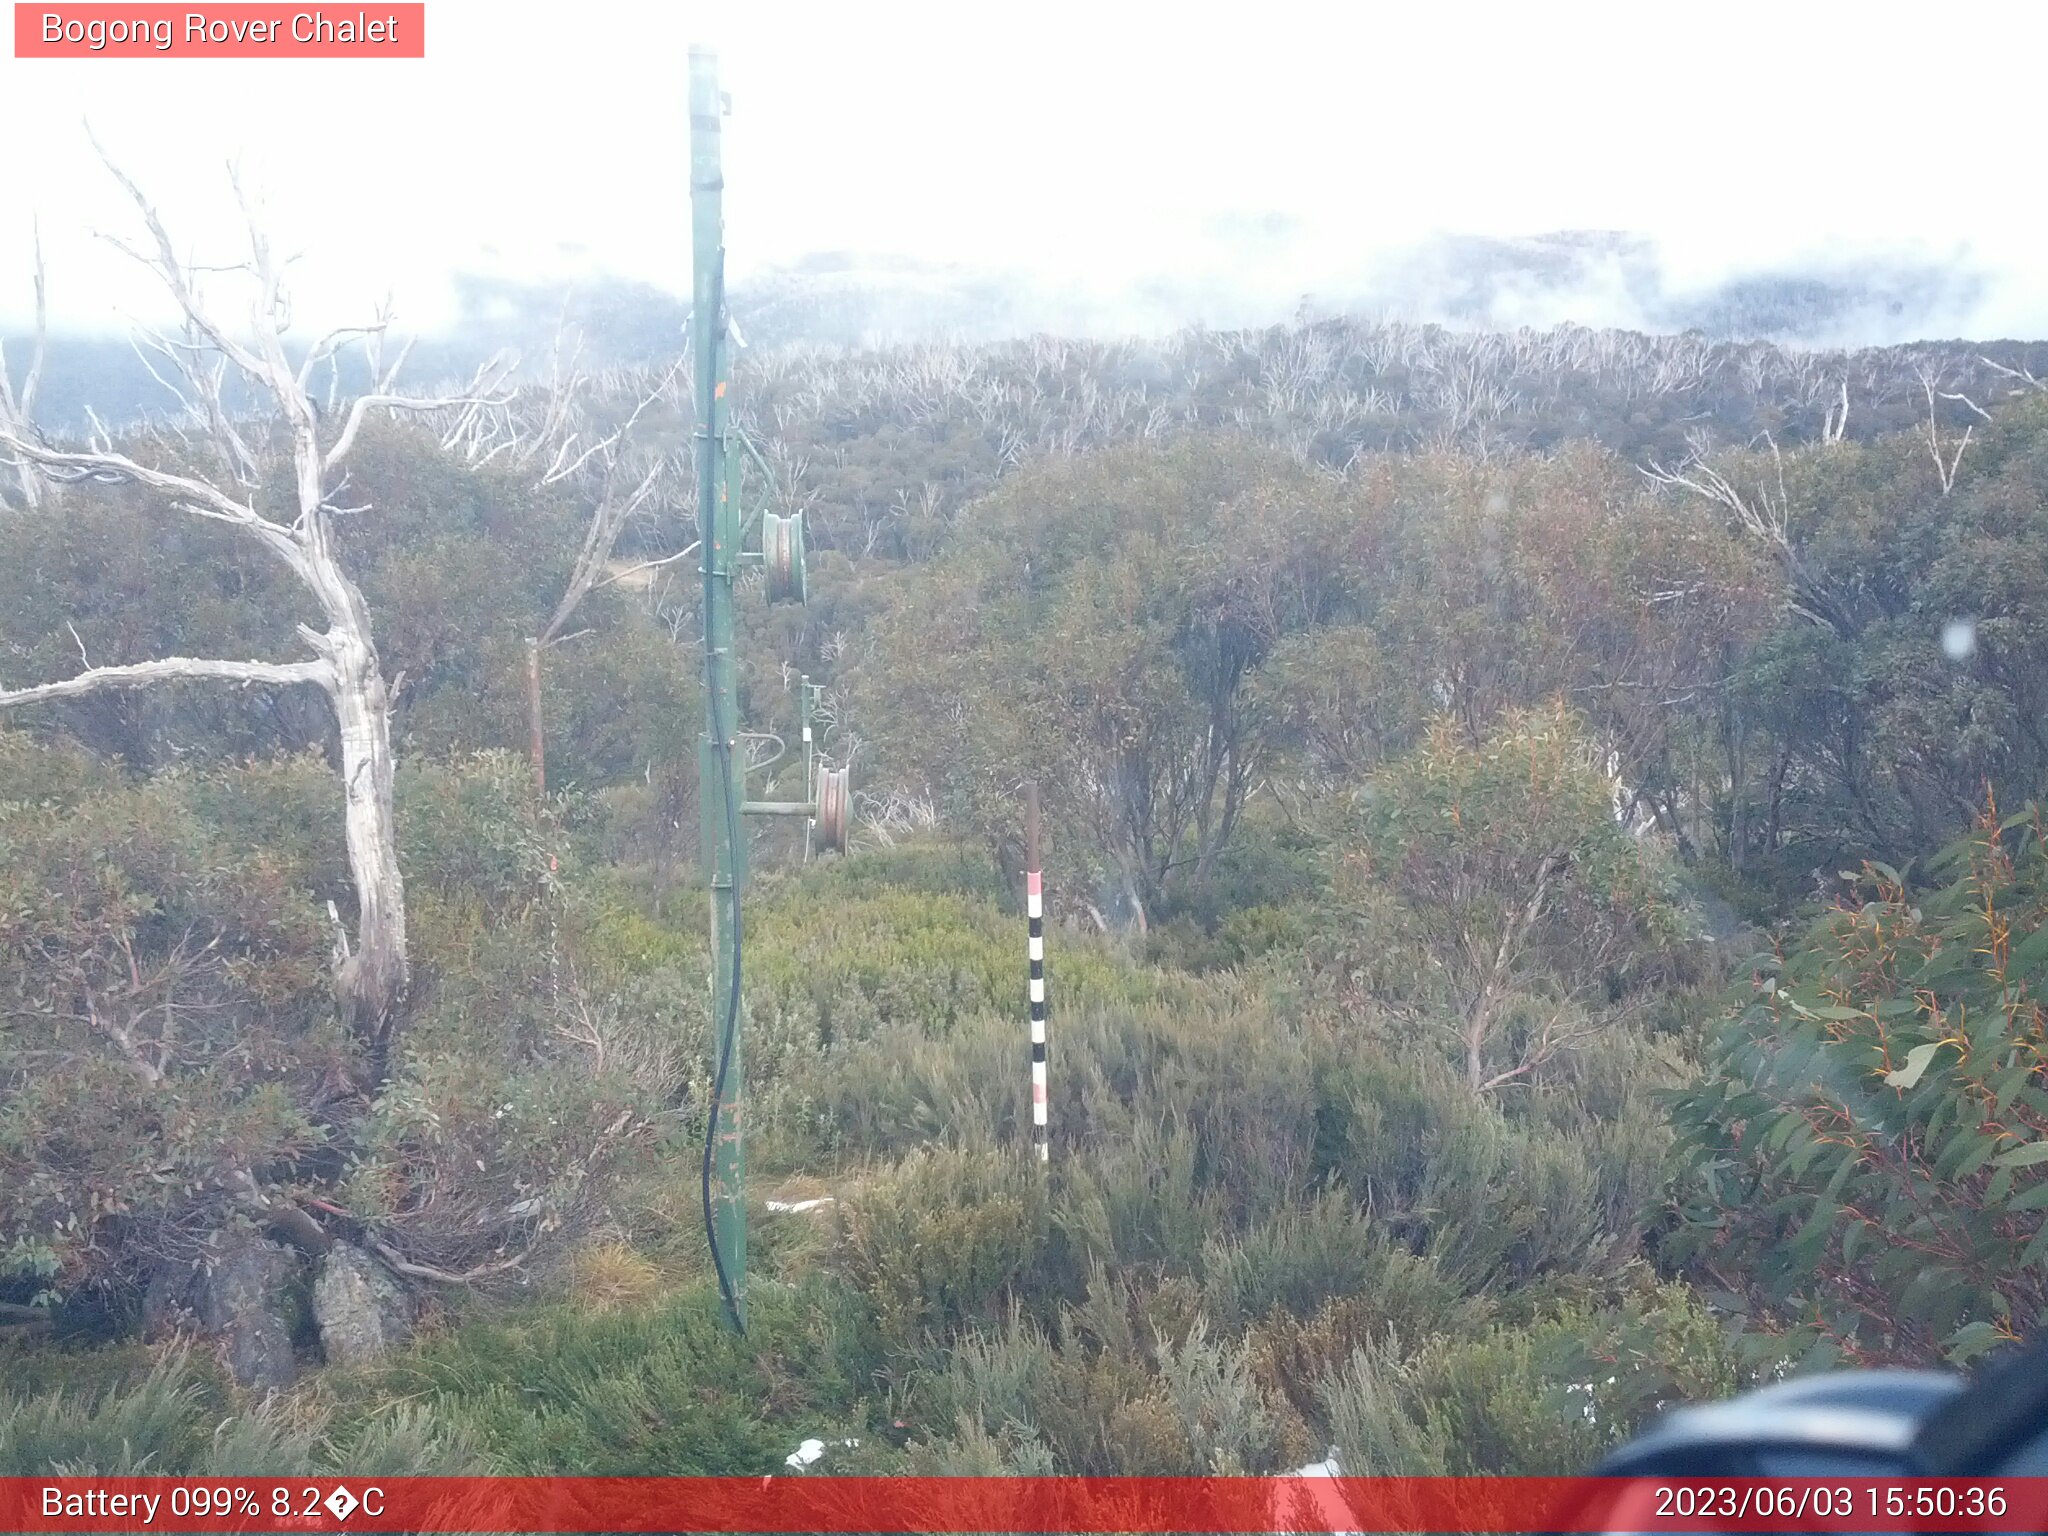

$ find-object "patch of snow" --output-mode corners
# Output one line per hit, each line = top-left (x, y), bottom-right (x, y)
(1564, 1375), (1616, 1425)
(765, 1197), (835, 1214)
(1276, 1450), (1356, 1536)
(784, 1436), (861, 1471)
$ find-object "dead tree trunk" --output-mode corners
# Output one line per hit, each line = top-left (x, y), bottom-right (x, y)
(1461, 851), (1560, 1094)
(526, 639), (548, 799)
(0, 148), (509, 1057)
(322, 620), (408, 1049)
(0, 222), (45, 510)
(518, 363), (684, 801)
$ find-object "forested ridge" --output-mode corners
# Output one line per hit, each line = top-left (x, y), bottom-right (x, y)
(6, 300), (2048, 1478)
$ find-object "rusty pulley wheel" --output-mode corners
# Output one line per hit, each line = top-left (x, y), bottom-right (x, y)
(815, 764), (851, 855)
(763, 510), (808, 606)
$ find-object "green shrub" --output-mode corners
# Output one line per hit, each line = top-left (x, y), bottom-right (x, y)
(1202, 1192), (1477, 1341)
(1302, 1280), (1739, 1477)
(1153, 1317), (1291, 1473)
(0, 1346), (485, 1476)
(398, 751), (562, 920)
(1055, 1112), (1212, 1280)
(0, 1352), (216, 1475)
(840, 1145), (1054, 1352)
(0, 764), (336, 1294)
(1311, 1336), (1450, 1475)
(337, 1280), (874, 1475)
(1405, 1284), (1739, 1475)
(1312, 1041), (1637, 1288)
(1668, 804), (2048, 1366)
(0, 728), (119, 811)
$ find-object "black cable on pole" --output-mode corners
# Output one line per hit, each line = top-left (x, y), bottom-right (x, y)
(700, 669), (745, 1334)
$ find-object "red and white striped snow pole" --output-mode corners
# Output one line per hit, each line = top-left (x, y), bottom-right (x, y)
(1026, 782), (1048, 1163)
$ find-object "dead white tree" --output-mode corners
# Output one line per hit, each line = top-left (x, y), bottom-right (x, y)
(1918, 369), (1974, 496)
(0, 222), (46, 510)
(1643, 435), (1853, 637)
(1821, 379), (1850, 446)
(1982, 354), (2047, 396)
(503, 353), (697, 798)
(527, 463), (683, 794)
(0, 150), (511, 1066)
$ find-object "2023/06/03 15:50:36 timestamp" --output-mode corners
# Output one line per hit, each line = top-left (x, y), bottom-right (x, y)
(1641, 1480), (2012, 1524)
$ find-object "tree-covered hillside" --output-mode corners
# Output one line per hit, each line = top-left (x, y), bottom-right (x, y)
(7, 304), (2048, 1476)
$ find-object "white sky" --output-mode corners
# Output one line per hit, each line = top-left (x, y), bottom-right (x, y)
(2, 0), (2046, 334)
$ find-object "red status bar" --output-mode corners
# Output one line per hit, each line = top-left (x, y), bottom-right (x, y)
(2, 1476), (2045, 1533)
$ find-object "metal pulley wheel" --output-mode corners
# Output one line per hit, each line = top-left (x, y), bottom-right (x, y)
(762, 510), (808, 605)
(814, 764), (851, 854)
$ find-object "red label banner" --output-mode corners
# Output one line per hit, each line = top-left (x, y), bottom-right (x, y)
(13, 4), (424, 57)
(1, 1476), (2045, 1533)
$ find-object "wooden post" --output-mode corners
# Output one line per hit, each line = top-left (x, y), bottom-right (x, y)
(525, 638), (547, 800)
(1026, 782), (1047, 1163)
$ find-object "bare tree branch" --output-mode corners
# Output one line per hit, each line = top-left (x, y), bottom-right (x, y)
(1941, 389), (1994, 425)
(520, 359), (687, 796)
(86, 124), (273, 388)
(364, 1234), (534, 1287)
(0, 219), (46, 508)
(539, 356), (685, 488)
(19, 219), (44, 414)
(540, 458), (668, 643)
(295, 319), (386, 393)
(0, 655), (332, 709)
(1643, 438), (1852, 635)
(226, 1169), (334, 1255)
(0, 431), (307, 570)
(1981, 355), (2047, 395)
(322, 352), (515, 472)
(1921, 373), (1973, 496)
(586, 537), (700, 599)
